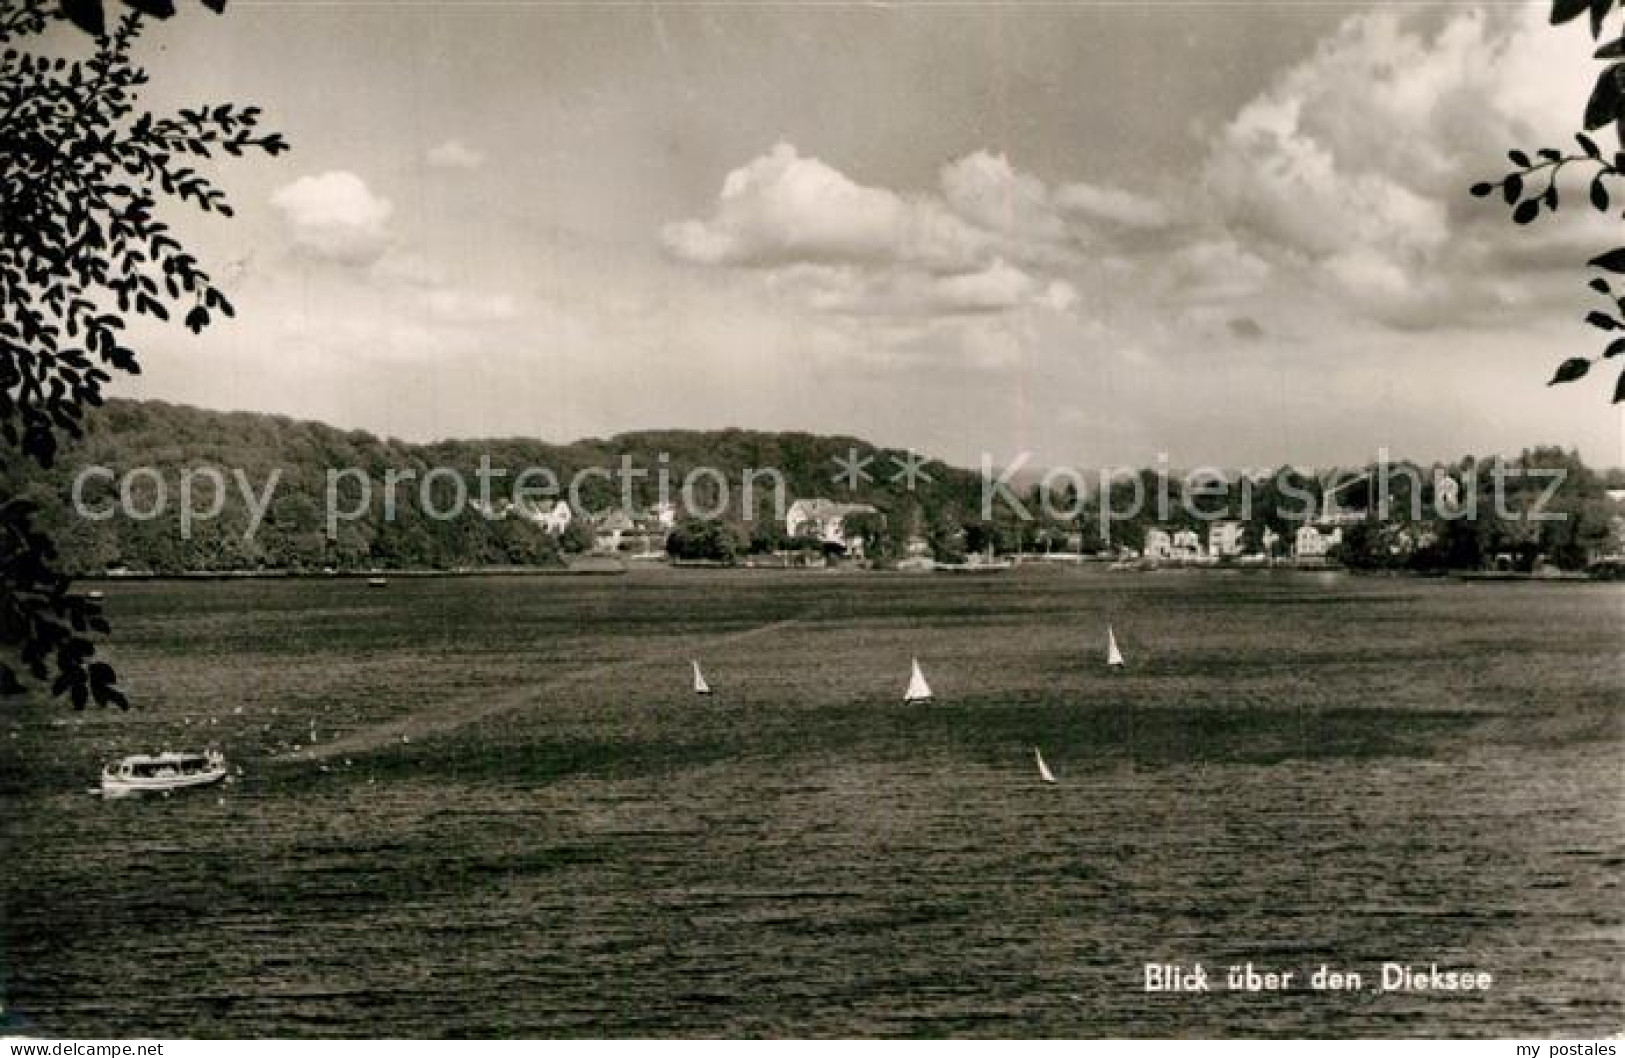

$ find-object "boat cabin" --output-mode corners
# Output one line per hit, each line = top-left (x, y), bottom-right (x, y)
(108, 751), (223, 780)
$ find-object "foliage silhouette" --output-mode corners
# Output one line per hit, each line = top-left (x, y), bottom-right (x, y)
(1, 0), (284, 706)
(1472, 0), (1625, 402)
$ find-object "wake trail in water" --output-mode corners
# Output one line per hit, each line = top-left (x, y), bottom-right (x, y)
(296, 616), (807, 762)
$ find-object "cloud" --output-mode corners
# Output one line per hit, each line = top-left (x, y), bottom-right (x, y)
(426, 139), (485, 170)
(665, 11), (1617, 382)
(782, 259), (1059, 319)
(660, 142), (1107, 372)
(1164, 239), (1273, 304)
(1055, 182), (1171, 230)
(1199, 4), (1608, 326)
(270, 171), (394, 266)
(661, 141), (991, 272)
(939, 150), (1069, 243)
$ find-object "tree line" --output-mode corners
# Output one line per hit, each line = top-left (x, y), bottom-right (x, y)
(12, 400), (1619, 575)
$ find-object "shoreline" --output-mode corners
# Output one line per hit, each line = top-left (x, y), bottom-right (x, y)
(69, 562), (1618, 583)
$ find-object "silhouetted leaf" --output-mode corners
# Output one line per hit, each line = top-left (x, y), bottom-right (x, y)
(1586, 310), (1619, 330)
(1553, 0), (1591, 24)
(1513, 199), (1541, 224)
(1593, 277), (1613, 294)
(1596, 36), (1625, 58)
(122, 0), (176, 15)
(1470, 182), (1495, 198)
(1509, 148), (1531, 167)
(1588, 248), (1625, 272)
(58, 0), (104, 36)
(1616, 366), (1625, 402)
(1504, 173), (1524, 203)
(1578, 130), (1604, 155)
(1549, 358), (1592, 384)
(1590, 0), (1612, 37)
(1606, 337), (1625, 358)
(1592, 176), (1611, 211)
(1585, 63), (1625, 130)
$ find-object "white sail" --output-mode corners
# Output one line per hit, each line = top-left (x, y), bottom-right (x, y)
(1107, 625), (1125, 668)
(692, 660), (712, 695)
(1034, 747), (1056, 783)
(903, 657), (933, 702)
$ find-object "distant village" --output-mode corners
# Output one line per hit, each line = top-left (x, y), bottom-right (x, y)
(33, 402), (1625, 578)
(469, 485), (1625, 576)
(477, 494), (1404, 568)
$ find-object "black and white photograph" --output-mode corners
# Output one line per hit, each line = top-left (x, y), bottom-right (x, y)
(1, 0), (1622, 1041)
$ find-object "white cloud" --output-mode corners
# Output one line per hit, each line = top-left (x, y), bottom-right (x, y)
(931, 259), (1043, 314)
(1036, 279), (1080, 315)
(939, 150), (1069, 243)
(784, 259), (1057, 319)
(1164, 239), (1273, 304)
(270, 171), (394, 266)
(664, 11), (1615, 383)
(1055, 182), (1171, 230)
(661, 141), (991, 272)
(426, 139), (485, 170)
(1199, 3), (1608, 326)
(661, 143), (1102, 373)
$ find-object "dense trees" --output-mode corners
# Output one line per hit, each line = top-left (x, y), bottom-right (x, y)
(1334, 448), (1619, 572)
(664, 518), (744, 563)
(10, 400), (1619, 576)
(16, 399), (992, 572)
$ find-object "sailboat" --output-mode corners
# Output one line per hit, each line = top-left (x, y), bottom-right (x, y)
(1034, 747), (1056, 784)
(903, 657), (933, 703)
(1106, 625), (1126, 669)
(691, 660), (712, 696)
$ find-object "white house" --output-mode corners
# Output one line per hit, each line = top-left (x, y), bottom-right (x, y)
(1208, 520), (1245, 558)
(521, 499), (573, 534)
(1294, 525), (1343, 558)
(1142, 527), (1173, 559)
(1171, 529), (1203, 559)
(592, 510), (636, 551)
(786, 498), (880, 555)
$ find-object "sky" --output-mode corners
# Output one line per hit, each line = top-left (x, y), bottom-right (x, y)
(64, 0), (1625, 469)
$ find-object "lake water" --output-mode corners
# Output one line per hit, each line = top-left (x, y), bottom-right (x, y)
(3, 569), (1621, 1037)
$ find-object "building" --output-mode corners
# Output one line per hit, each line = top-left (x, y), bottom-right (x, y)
(1208, 520), (1245, 558)
(592, 510), (636, 552)
(1294, 524), (1343, 559)
(1142, 528), (1173, 560)
(520, 499), (573, 534)
(1171, 529), (1203, 559)
(786, 499), (881, 555)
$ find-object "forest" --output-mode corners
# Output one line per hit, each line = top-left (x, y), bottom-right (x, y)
(4, 399), (1619, 574)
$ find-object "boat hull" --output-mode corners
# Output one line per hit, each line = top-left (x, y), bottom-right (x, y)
(100, 768), (226, 796)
